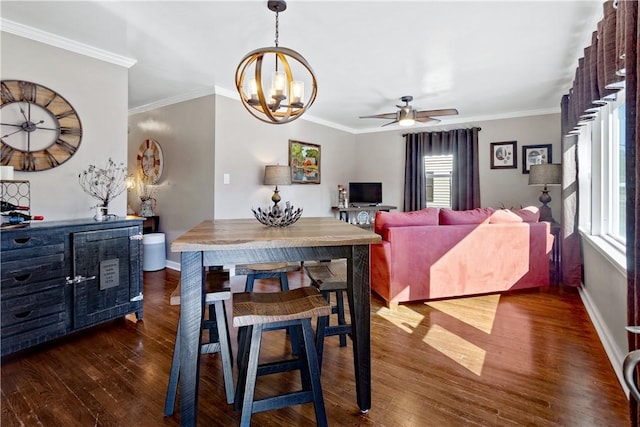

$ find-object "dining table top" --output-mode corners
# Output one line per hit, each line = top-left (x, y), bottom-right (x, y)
(171, 217), (381, 252)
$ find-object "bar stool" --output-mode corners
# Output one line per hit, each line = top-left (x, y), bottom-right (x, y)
(164, 269), (234, 416)
(304, 260), (352, 367)
(233, 287), (331, 427)
(235, 262), (300, 291)
(235, 262), (302, 352)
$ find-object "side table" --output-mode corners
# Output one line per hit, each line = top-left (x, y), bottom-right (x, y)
(143, 215), (159, 234)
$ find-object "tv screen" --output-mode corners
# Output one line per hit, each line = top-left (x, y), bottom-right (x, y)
(349, 182), (382, 206)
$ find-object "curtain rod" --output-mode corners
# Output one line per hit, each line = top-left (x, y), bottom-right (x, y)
(402, 126), (481, 137)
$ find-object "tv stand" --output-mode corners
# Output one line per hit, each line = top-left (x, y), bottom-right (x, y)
(332, 205), (397, 230)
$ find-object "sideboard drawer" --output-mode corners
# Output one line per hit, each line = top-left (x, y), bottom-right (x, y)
(1, 313), (67, 356)
(1, 251), (65, 282)
(1, 231), (64, 251)
(1, 286), (67, 330)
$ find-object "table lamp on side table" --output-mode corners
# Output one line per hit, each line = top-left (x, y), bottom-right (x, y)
(263, 165), (291, 214)
(528, 163), (562, 223)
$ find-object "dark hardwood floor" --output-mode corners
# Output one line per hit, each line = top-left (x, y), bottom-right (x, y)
(1, 268), (630, 426)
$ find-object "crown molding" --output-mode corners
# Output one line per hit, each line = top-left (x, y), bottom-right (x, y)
(1, 18), (137, 68)
(129, 83), (560, 134)
(128, 87), (217, 115)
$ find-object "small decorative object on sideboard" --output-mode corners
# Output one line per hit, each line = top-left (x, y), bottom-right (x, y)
(252, 201), (303, 227)
(78, 158), (128, 221)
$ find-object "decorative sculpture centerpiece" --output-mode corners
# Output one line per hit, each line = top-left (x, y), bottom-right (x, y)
(252, 201), (303, 227)
(78, 158), (127, 220)
(252, 165), (302, 227)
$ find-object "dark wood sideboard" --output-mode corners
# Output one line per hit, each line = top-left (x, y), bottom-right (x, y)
(1, 217), (144, 356)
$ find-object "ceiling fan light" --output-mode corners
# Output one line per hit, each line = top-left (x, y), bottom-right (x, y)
(398, 107), (416, 126)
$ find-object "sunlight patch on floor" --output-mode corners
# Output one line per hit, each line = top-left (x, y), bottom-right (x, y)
(375, 305), (424, 334)
(425, 293), (501, 334)
(423, 324), (486, 376)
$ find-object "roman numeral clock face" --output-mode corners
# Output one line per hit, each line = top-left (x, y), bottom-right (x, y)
(0, 80), (82, 171)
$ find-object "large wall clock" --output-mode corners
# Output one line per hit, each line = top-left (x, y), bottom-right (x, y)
(0, 80), (82, 172)
(136, 139), (163, 184)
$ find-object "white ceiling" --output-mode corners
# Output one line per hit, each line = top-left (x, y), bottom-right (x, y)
(0, 1), (604, 133)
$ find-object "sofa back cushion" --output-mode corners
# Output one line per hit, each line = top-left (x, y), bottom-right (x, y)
(489, 206), (540, 224)
(439, 207), (495, 225)
(374, 208), (439, 235)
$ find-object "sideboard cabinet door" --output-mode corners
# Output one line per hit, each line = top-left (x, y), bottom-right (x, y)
(72, 226), (143, 329)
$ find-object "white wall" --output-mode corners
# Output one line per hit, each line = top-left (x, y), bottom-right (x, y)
(580, 238), (628, 391)
(1, 32), (129, 220)
(128, 95), (216, 265)
(353, 113), (561, 217)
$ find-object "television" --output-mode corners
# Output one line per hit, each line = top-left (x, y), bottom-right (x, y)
(348, 182), (382, 206)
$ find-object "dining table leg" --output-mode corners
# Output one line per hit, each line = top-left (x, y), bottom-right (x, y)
(179, 251), (204, 427)
(347, 244), (372, 413)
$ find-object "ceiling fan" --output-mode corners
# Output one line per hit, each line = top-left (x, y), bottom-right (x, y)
(359, 96), (459, 127)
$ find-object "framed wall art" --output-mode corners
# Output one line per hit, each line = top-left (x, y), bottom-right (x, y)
(289, 140), (320, 184)
(490, 141), (517, 169)
(522, 144), (552, 174)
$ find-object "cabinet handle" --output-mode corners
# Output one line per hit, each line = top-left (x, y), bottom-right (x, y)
(13, 273), (31, 282)
(130, 292), (144, 302)
(130, 233), (143, 241)
(65, 275), (96, 285)
(13, 237), (30, 244)
(14, 310), (33, 319)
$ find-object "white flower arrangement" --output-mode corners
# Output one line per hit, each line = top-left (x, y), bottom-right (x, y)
(78, 158), (128, 209)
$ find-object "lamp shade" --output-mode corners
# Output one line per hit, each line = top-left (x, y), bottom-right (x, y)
(264, 165), (291, 186)
(528, 163), (562, 186)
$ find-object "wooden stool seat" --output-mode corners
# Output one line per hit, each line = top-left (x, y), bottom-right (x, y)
(169, 270), (230, 305)
(305, 260), (352, 354)
(233, 287), (332, 327)
(235, 262), (300, 292)
(164, 269), (234, 416)
(233, 287), (331, 427)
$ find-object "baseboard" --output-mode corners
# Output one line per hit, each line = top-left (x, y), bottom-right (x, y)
(166, 259), (180, 271)
(578, 285), (629, 397)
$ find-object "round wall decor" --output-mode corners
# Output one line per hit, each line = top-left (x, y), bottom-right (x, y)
(136, 139), (163, 183)
(0, 80), (82, 171)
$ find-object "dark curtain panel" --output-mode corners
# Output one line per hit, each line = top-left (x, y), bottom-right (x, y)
(404, 127), (480, 212)
(624, 0), (639, 424)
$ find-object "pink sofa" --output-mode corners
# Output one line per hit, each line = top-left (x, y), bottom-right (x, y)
(370, 207), (554, 307)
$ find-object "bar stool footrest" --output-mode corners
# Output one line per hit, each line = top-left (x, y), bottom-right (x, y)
(252, 391), (315, 414)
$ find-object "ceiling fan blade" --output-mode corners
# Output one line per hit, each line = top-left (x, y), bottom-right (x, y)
(415, 108), (459, 118)
(359, 113), (397, 120)
(381, 120), (399, 127)
(415, 117), (441, 124)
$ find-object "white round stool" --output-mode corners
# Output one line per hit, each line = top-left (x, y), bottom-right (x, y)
(143, 233), (166, 271)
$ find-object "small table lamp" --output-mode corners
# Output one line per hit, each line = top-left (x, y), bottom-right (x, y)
(529, 163), (562, 223)
(264, 165), (291, 212)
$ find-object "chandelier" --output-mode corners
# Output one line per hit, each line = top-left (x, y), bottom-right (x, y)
(235, 0), (317, 124)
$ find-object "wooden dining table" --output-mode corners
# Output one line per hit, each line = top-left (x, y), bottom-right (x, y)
(171, 217), (381, 426)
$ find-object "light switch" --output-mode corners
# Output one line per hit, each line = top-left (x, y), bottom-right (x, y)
(223, 173), (230, 184)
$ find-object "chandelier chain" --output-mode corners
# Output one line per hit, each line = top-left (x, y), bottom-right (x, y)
(274, 11), (279, 47)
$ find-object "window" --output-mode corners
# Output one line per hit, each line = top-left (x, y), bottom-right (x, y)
(425, 155), (453, 208)
(578, 88), (626, 249)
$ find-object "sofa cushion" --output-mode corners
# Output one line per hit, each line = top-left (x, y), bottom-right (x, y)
(489, 206), (540, 224)
(374, 208), (438, 234)
(439, 207), (495, 225)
